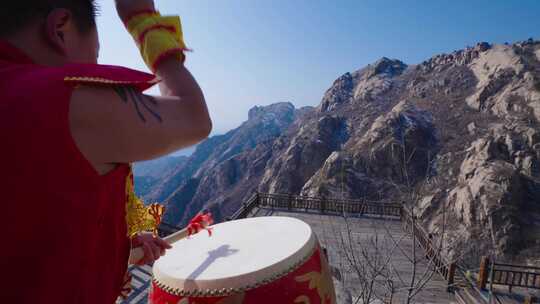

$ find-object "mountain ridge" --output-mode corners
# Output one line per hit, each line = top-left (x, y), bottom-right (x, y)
(142, 39), (540, 263)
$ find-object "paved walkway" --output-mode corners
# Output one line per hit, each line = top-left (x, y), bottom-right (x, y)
(251, 207), (454, 304)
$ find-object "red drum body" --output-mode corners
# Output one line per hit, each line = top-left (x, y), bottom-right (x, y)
(149, 217), (335, 304)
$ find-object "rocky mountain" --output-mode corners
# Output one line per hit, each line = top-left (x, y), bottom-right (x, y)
(133, 156), (188, 198)
(144, 39), (540, 263)
(142, 102), (301, 225)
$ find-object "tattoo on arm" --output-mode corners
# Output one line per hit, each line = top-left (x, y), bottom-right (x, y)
(113, 86), (163, 123)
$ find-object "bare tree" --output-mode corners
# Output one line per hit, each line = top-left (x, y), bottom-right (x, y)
(331, 206), (454, 304)
(328, 126), (462, 303)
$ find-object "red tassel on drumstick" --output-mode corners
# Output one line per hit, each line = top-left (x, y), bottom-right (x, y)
(187, 212), (214, 237)
(129, 211), (214, 264)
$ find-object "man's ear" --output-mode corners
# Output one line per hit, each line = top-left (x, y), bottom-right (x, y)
(44, 8), (73, 55)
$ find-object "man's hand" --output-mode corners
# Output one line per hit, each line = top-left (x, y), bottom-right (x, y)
(132, 232), (172, 265)
(115, 0), (156, 22)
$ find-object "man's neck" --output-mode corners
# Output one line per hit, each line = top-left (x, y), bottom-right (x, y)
(4, 31), (65, 66)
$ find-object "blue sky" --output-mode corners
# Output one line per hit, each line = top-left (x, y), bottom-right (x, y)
(97, 0), (540, 146)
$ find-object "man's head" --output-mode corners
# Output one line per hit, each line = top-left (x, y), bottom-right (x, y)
(1, 1), (100, 65)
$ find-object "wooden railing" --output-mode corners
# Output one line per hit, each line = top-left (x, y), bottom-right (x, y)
(255, 192), (402, 217)
(478, 256), (540, 291)
(401, 207), (456, 288)
(230, 192), (260, 220)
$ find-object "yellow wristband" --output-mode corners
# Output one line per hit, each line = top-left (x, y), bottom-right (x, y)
(126, 11), (188, 72)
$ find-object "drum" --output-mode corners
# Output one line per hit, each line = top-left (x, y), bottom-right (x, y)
(149, 216), (336, 304)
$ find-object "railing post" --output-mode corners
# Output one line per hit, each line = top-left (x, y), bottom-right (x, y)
(525, 295), (537, 304)
(401, 208), (407, 231)
(321, 199), (326, 214)
(447, 262), (456, 291)
(287, 194), (292, 210)
(478, 256), (490, 290)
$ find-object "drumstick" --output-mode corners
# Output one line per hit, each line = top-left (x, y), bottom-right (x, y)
(129, 212), (213, 265)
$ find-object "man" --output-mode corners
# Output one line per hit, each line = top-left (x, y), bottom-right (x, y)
(0, 0), (211, 303)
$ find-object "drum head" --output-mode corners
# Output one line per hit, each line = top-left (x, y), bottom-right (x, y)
(153, 216), (316, 295)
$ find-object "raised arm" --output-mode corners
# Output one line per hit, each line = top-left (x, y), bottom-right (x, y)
(69, 0), (211, 174)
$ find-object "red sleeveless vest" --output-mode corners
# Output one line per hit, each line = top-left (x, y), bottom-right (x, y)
(0, 41), (157, 303)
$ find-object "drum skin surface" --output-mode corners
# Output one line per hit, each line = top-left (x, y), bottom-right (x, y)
(149, 217), (336, 304)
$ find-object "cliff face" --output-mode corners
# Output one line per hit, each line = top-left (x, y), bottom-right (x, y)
(143, 40), (540, 262)
(133, 156), (188, 198)
(142, 102), (300, 225)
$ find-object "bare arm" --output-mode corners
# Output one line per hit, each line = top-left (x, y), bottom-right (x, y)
(69, 2), (211, 174)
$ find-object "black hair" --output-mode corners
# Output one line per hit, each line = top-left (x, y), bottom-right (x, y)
(0, 1), (98, 37)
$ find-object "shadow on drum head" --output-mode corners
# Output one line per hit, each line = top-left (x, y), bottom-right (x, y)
(186, 244), (239, 282)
